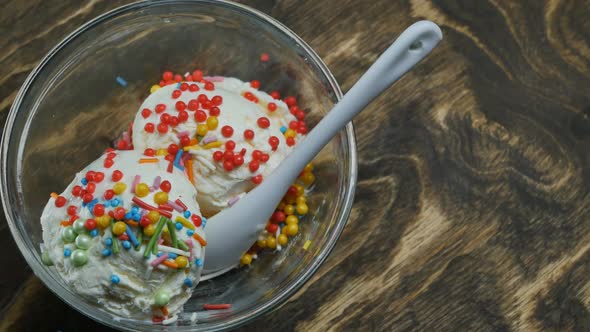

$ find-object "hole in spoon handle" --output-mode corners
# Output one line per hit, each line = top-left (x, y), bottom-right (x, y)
(355, 20), (443, 101)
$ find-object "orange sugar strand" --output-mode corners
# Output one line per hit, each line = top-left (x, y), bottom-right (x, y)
(186, 159), (194, 184)
(192, 233), (207, 247)
(125, 220), (139, 227)
(163, 260), (178, 269)
(139, 158), (159, 164)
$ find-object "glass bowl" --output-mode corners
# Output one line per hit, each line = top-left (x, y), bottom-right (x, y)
(1, 0), (357, 331)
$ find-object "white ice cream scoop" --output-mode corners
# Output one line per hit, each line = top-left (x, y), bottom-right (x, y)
(202, 21), (443, 276)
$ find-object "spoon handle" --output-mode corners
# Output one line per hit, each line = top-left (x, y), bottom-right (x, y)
(268, 21), (442, 188)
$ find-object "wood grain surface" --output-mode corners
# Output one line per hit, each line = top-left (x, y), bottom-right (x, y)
(2, 0), (590, 331)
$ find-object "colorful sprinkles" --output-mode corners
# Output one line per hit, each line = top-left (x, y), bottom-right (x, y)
(45, 67), (316, 324)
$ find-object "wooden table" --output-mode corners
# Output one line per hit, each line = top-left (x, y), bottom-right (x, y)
(2, 0), (590, 331)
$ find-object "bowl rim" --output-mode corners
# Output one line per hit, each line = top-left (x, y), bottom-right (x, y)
(1, 0), (358, 330)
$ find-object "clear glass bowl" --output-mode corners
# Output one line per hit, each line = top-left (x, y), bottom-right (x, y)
(1, 0), (357, 331)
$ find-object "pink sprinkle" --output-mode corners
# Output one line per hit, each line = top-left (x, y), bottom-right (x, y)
(186, 240), (193, 260)
(149, 186), (155, 192)
(150, 253), (169, 267)
(202, 135), (217, 144)
(228, 196), (240, 206)
(131, 175), (140, 193)
(177, 131), (190, 138)
(204, 76), (224, 82)
(167, 200), (183, 213)
(140, 209), (147, 217)
(153, 176), (161, 189)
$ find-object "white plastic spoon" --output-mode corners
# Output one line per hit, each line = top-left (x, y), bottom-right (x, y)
(202, 21), (443, 276)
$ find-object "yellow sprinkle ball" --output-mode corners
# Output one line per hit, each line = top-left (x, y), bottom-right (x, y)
(300, 172), (315, 186)
(150, 85), (161, 94)
(278, 234), (288, 246)
(284, 194), (296, 204)
(147, 210), (160, 223)
(143, 224), (155, 236)
(257, 239), (267, 248)
(284, 129), (297, 138)
(240, 253), (253, 265)
(206, 116), (218, 130)
(135, 183), (150, 197)
(294, 184), (305, 197)
(286, 215), (298, 225)
(156, 149), (168, 156)
(113, 182), (127, 195)
(175, 256), (188, 269)
(304, 163), (314, 172)
(266, 236), (277, 249)
(283, 204), (295, 215)
(285, 223), (299, 237)
(296, 203), (309, 215)
(154, 191), (169, 205)
(96, 215), (110, 229)
(295, 196), (306, 205)
(196, 124), (208, 136)
(112, 221), (127, 236)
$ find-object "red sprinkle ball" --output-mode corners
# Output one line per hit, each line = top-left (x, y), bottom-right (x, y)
(158, 180), (171, 193)
(252, 174), (263, 184)
(55, 196), (67, 208)
(244, 129), (254, 140)
(162, 71), (173, 81)
(157, 123), (168, 134)
(112, 170), (123, 182)
(195, 110), (207, 122)
(284, 96), (297, 107)
(244, 92), (259, 103)
(212, 151), (223, 161)
(144, 123), (155, 133)
(260, 53), (270, 62)
(250, 80), (260, 89)
(268, 136), (280, 150)
(221, 125), (234, 138)
(211, 95), (223, 106)
(257, 117), (270, 128)
(209, 106), (220, 117)
(192, 214), (202, 227)
(270, 91), (281, 100)
(104, 158), (114, 168)
(267, 102), (277, 112)
(155, 104), (166, 113)
(192, 70), (204, 82)
(141, 108), (151, 118)
(180, 135), (191, 146)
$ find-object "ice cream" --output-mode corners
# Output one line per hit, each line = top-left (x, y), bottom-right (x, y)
(40, 150), (206, 322)
(132, 77), (305, 215)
